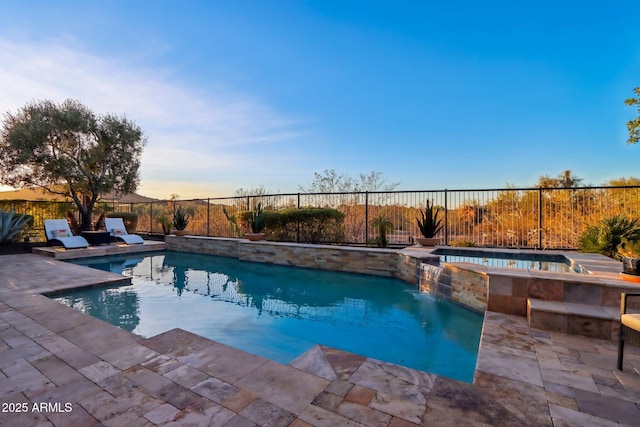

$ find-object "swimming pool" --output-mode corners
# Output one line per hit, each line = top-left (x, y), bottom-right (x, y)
(54, 251), (483, 382)
(432, 247), (581, 273)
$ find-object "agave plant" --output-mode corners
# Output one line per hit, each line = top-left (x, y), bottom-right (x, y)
(0, 209), (34, 244)
(416, 200), (443, 238)
(172, 206), (191, 231)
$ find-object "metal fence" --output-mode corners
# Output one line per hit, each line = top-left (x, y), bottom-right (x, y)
(4, 185), (640, 249)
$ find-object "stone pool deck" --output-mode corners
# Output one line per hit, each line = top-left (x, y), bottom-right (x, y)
(1, 252), (640, 426)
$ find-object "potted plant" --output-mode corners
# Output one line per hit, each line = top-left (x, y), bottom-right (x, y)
(415, 200), (443, 246)
(172, 206), (191, 236)
(618, 238), (640, 278)
(245, 202), (266, 241)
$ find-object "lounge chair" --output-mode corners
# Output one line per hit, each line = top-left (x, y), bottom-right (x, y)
(618, 292), (640, 370)
(44, 219), (89, 249)
(104, 217), (144, 244)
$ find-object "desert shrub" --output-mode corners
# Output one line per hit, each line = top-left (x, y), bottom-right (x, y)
(239, 207), (345, 243)
(578, 214), (640, 259)
(450, 239), (477, 247)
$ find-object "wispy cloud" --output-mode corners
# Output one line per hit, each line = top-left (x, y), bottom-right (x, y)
(0, 38), (303, 197)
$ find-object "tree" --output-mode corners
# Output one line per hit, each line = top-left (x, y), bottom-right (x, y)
(299, 169), (400, 193)
(625, 87), (640, 144)
(0, 99), (146, 231)
(535, 170), (583, 188)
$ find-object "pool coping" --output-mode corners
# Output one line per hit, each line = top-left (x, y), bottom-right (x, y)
(2, 246), (640, 425)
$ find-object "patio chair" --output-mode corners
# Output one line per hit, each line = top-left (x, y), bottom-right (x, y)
(104, 217), (144, 245)
(618, 292), (640, 370)
(43, 219), (89, 249)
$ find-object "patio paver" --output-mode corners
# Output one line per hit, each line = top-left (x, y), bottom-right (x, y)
(1, 252), (640, 426)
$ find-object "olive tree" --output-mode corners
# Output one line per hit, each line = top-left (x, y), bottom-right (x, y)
(0, 99), (146, 231)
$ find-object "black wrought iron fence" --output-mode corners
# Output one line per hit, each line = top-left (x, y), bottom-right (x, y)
(4, 185), (640, 249)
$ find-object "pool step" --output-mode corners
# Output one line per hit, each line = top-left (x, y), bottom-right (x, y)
(527, 298), (619, 341)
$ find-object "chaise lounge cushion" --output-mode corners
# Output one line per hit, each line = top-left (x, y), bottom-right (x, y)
(622, 313), (640, 331)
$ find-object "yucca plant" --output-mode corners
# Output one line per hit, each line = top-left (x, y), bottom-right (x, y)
(578, 214), (640, 259)
(416, 200), (443, 238)
(0, 209), (34, 244)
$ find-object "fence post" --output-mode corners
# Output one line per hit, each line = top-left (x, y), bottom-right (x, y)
(296, 193), (301, 243)
(207, 198), (211, 237)
(444, 189), (449, 245)
(364, 192), (369, 244)
(538, 188), (543, 249)
(149, 202), (154, 235)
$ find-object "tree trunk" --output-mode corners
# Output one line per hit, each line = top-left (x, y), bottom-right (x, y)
(80, 206), (93, 231)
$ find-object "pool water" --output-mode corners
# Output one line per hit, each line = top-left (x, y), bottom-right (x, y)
(55, 251), (484, 382)
(433, 248), (579, 273)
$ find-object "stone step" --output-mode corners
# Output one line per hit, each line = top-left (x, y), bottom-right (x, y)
(527, 298), (620, 341)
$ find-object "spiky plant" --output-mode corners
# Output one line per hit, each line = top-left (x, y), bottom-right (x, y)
(0, 209), (33, 244)
(172, 206), (191, 231)
(371, 215), (394, 247)
(249, 202), (265, 234)
(416, 200), (443, 238)
(578, 214), (640, 259)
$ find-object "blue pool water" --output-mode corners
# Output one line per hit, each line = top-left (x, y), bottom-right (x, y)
(433, 248), (580, 273)
(55, 251), (484, 382)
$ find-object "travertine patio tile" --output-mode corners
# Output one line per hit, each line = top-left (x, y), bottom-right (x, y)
(344, 384), (375, 405)
(78, 360), (120, 383)
(123, 365), (174, 393)
(369, 392), (424, 425)
(163, 364), (209, 389)
(178, 341), (268, 384)
(297, 404), (365, 427)
(310, 391), (342, 412)
(191, 376), (238, 404)
(96, 373), (138, 397)
(102, 342), (159, 370)
(141, 328), (213, 358)
(37, 376), (102, 406)
(324, 379), (353, 397)
(239, 397), (296, 427)
(319, 345), (366, 380)
(349, 359), (435, 405)
(164, 397), (235, 427)
(55, 345), (101, 370)
(224, 414), (258, 427)
(540, 366), (599, 393)
(143, 402), (180, 424)
(289, 345), (337, 381)
(154, 382), (202, 410)
(336, 400), (392, 426)
(45, 403), (98, 427)
(573, 388), (640, 426)
(0, 410), (53, 427)
(549, 403), (618, 427)
(475, 341), (543, 387)
(235, 360), (329, 414)
(222, 389), (257, 413)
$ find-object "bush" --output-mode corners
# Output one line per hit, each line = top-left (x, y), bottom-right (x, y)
(450, 239), (477, 247)
(106, 212), (138, 233)
(239, 207), (345, 243)
(578, 214), (640, 259)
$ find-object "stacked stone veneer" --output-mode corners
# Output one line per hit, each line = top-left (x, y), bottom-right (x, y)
(165, 236), (423, 284)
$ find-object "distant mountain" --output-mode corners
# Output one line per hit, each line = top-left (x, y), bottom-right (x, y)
(0, 187), (160, 203)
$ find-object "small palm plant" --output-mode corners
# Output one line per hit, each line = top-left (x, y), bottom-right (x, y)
(578, 214), (640, 259)
(371, 215), (393, 247)
(416, 200), (443, 238)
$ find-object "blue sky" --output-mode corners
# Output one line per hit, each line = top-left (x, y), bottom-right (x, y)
(0, 1), (638, 198)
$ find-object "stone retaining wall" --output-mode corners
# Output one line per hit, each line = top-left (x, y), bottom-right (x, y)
(165, 236), (419, 284)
